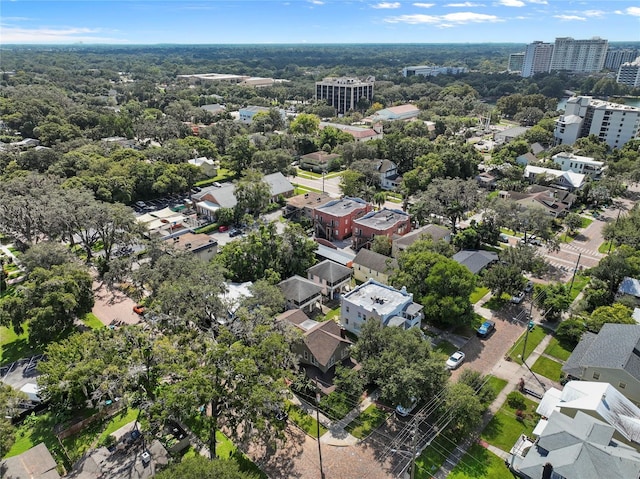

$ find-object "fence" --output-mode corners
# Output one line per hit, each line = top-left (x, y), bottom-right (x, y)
(56, 402), (124, 441)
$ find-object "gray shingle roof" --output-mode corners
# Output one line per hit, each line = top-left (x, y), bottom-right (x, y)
(307, 259), (352, 283)
(264, 172), (294, 197)
(562, 324), (640, 382)
(619, 277), (640, 298)
(393, 224), (451, 249)
(0, 442), (61, 479)
(517, 411), (640, 479)
(278, 275), (323, 304)
(452, 249), (498, 274)
(353, 249), (398, 274)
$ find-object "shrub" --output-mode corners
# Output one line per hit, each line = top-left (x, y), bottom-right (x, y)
(507, 391), (526, 410)
(194, 223), (219, 234)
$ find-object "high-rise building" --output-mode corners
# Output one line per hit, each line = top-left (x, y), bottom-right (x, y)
(617, 57), (640, 88)
(605, 48), (639, 71)
(554, 96), (640, 149)
(508, 53), (525, 73)
(315, 76), (375, 115)
(401, 65), (467, 77)
(550, 37), (608, 74)
(521, 41), (554, 78)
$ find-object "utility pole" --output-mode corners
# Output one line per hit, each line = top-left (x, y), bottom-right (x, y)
(322, 170), (326, 194)
(315, 380), (326, 479)
(569, 253), (581, 292)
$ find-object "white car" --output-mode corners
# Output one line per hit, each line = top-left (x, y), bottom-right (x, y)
(446, 351), (466, 370)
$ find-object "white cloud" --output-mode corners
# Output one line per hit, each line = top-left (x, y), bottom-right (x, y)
(499, 0), (525, 7)
(385, 11), (500, 24)
(527, 0), (547, 4)
(412, 2), (435, 7)
(446, 2), (484, 6)
(373, 2), (401, 8)
(308, 0), (324, 5)
(627, 6), (640, 16)
(0, 26), (126, 44)
(583, 10), (604, 17)
(553, 14), (585, 21)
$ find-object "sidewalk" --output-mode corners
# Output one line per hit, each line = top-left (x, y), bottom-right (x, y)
(320, 389), (380, 446)
(433, 332), (554, 478)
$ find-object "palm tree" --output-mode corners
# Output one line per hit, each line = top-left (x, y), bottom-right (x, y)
(373, 191), (387, 210)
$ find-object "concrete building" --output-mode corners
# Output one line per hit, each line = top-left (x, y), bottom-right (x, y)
(169, 232), (218, 262)
(606, 48), (639, 71)
(365, 104), (420, 122)
(508, 52), (525, 73)
(313, 197), (372, 242)
(401, 65), (468, 77)
(554, 96), (640, 149)
(352, 208), (411, 251)
(552, 152), (604, 179)
(319, 121), (383, 142)
(315, 76), (375, 115)
(340, 279), (422, 336)
(284, 191), (333, 221)
(550, 37), (608, 74)
(617, 57), (640, 88)
(239, 105), (270, 124)
(521, 41), (554, 78)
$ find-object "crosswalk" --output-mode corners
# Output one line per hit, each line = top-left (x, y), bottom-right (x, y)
(563, 243), (603, 258)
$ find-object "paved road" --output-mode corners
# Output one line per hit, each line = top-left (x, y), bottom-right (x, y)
(92, 281), (141, 327)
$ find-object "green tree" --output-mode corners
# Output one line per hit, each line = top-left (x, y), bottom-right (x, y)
(565, 212), (583, 235)
(536, 283), (571, 321)
(440, 382), (484, 441)
(370, 235), (392, 256)
(0, 384), (27, 457)
(586, 303), (634, 333)
(289, 113), (320, 135)
(154, 455), (259, 479)
(227, 135), (257, 177)
(234, 169), (271, 219)
(339, 169), (366, 197)
(483, 263), (525, 297)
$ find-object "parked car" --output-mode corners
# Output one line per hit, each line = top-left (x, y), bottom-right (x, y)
(524, 281), (534, 293)
(498, 233), (509, 243)
(446, 350), (466, 370)
(228, 228), (242, 237)
(477, 320), (496, 338)
(218, 225), (229, 233)
(133, 305), (145, 315)
(395, 397), (418, 417)
(511, 291), (525, 304)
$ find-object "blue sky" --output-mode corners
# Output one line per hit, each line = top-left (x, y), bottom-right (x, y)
(1, 0), (639, 44)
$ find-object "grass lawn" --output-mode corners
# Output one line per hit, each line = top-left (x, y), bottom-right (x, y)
(580, 217), (593, 228)
(434, 340), (458, 356)
(484, 293), (511, 311)
(507, 327), (547, 364)
(324, 307), (341, 321)
(544, 337), (573, 361)
(81, 312), (105, 330)
(345, 404), (388, 439)
(194, 168), (234, 187)
(292, 184), (323, 194)
(500, 228), (523, 238)
(215, 431), (267, 478)
(286, 403), (327, 438)
(447, 443), (514, 479)
(0, 324), (40, 367)
(470, 287), (490, 304)
(6, 411), (72, 470)
(558, 232), (574, 243)
(415, 434), (457, 478)
(481, 393), (539, 452)
(484, 376), (509, 400)
(568, 275), (588, 301)
(531, 356), (563, 382)
(598, 241), (616, 254)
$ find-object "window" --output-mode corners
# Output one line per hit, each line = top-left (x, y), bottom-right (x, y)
(303, 351), (308, 361)
(346, 306), (350, 313)
(345, 317), (349, 324)
(357, 312), (361, 319)
(620, 382), (626, 389)
(592, 371), (600, 380)
(328, 356), (335, 367)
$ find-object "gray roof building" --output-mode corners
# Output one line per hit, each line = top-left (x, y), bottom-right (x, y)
(452, 249), (498, 274)
(308, 260), (352, 285)
(264, 172), (294, 198)
(509, 411), (640, 479)
(1, 442), (61, 479)
(619, 277), (640, 299)
(353, 249), (398, 274)
(278, 275), (323, 312)
(392, 224), (451, 257)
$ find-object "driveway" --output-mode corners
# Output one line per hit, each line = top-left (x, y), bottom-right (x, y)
(92, 281), (141, 326)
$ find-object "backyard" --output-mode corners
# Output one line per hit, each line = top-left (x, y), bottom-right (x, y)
(481, 393), (540, 452)
(543, 336), (573, 361)
(447, 443), (514, 479)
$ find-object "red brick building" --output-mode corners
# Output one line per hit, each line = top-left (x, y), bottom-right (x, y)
(313, 197), (372, 242)
(352, 208), (411, 251)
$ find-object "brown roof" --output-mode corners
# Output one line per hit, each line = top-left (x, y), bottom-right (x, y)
(173, 232), (217, 252)
(304, 320), (351, 367)
(277, 308), (310, 327)
(1, 443), (61, 479)
(286, 191), (333, 209)
(300, 151), (340, 162)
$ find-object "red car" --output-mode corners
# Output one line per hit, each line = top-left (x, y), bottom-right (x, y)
(218, 225), (229, 233)
(133, 305), (145, 315)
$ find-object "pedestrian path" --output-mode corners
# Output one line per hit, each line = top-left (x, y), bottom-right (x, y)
(433, 333), (553, 478)
(320, 389), (381, 446)
(564, 242), (603, 259)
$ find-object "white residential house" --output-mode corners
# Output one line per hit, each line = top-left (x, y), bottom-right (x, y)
(339, 279), (422, 336)
(188, 157), (217, 177)
(552, 152), (604, 179)
(376, 159), (402, 190)
(524, 165), (585, 191)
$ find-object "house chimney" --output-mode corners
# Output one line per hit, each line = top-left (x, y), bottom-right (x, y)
(541, 463), (553, 479)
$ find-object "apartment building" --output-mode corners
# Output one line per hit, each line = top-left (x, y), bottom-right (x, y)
(313, 197), (372, 242)
(401, 65), (467, 77)
(552, 152), (604, 179)
(352, 208), (411, 251)
(340, 279), (423, 336)
(617, 57), (640, 88)
(550, 37), (608, 74)
(521, 41), (554, 78)
(315, 76), (375, 115)
(554, 96), (640, 149)
(605, 48), (639, 71)
(508, 53), (525, 73)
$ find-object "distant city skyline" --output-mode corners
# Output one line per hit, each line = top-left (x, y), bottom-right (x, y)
(1, 1), (639, 45)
